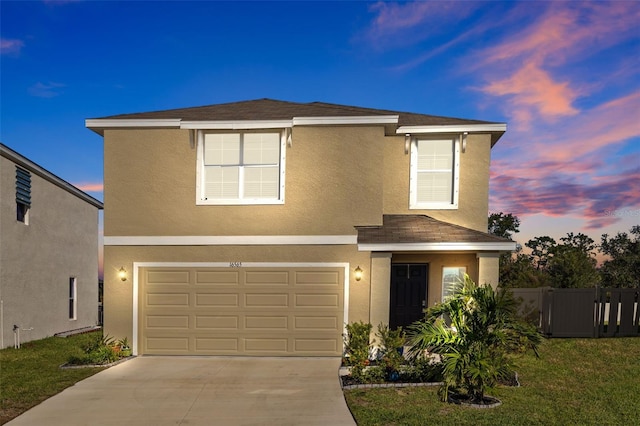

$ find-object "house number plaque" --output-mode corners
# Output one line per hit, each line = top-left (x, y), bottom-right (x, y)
(229, 262), (242, 268)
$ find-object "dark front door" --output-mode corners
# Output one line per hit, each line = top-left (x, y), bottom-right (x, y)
(389, 264), (428, 330)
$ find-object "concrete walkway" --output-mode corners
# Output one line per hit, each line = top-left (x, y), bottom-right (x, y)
(7, 356), (356, 426)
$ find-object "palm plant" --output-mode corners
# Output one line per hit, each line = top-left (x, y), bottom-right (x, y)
(407, 275), (541, 404)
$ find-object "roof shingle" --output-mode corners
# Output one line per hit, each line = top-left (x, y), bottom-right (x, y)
(355, 215), (512, 245)
(91, 98), (499, 127)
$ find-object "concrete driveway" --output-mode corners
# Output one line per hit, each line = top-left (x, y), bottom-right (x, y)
(7, 356), (356, 426)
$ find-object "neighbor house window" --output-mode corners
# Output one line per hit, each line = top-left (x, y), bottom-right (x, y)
(69, 277), (77, 320)
(410, 137), (459, 209)
(197, 131), (285, 205)
(442, 267), (466, 301)
(16, 167), (31, 223)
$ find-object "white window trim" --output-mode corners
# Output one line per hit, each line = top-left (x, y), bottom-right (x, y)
(409, 136), (460, 210)
(195, 130), (286, 205)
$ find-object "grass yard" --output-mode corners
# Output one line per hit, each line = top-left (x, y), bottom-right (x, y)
(345, 338), (640, 425)
(0, 331), (105, 425)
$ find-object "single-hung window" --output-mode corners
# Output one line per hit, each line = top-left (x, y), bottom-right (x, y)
(69, 277), (77, 320)
(197, 131), (285, 205)
(410, 137), (459, 209)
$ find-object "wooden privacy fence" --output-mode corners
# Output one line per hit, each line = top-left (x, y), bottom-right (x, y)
(508, 287), (640, 338)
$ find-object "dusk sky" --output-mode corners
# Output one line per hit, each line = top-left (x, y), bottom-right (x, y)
(2, 1), (639, 258)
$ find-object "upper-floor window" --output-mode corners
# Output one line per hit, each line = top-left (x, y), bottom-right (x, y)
(16, 167), (31, 224)
(197, 131), (285, 205)
(410, 136), (459, 209)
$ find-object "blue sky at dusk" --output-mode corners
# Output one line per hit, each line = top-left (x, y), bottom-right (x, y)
(2, 1), (639, 258)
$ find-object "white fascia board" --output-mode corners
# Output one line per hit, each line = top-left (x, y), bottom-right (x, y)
(85, 119), (181, 129)
(105, 235), (358, 246)
(180, 120), (293, 130)
(396, 123), (507, 134)
(293, 115), (398, 126)
(358, 242), (517, 252)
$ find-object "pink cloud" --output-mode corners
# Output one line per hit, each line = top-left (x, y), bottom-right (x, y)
(475, 2), (639, 131)
(1, 38), (24, 55)
(74, 182), (104, 192)
(481, 61), (579, 127)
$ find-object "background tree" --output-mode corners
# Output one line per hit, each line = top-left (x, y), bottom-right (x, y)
(525, 236), (556, 270)
(600, 225), (640, 288)
(547, 240), (600, 288)
(487, 213), (541, 288)
(488, 212), (520, 239)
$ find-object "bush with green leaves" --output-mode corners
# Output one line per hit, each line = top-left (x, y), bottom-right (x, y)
(375, 323), (406, 381)
(408, 275), (541, 403)
(344, 321), (373, 382)
(67, 332), (119, 365)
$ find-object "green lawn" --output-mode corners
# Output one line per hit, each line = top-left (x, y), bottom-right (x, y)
(0, 331), (105, 425)
(345, 338), (640, 425)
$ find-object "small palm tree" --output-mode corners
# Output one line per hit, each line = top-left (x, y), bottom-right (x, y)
(408, 275), (541, 404)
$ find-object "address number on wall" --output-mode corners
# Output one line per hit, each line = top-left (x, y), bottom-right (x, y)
(229, 262), (242, 268)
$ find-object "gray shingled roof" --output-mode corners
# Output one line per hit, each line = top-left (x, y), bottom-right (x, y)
(91, 98), (498, 127)
(356, 215), (512, 245)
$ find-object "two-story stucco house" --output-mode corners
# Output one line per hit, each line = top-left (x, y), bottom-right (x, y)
(86, 99), (514, 357)
(0, 143), (103, 348)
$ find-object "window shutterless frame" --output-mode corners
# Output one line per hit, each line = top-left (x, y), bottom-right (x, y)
(409, 136), (460, 210)
(195, 130), (286, 205)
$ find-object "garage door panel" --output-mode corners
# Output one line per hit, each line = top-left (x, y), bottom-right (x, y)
(146, 337), (189, 351)
(245, 315), (288, 330)
(294, 338), (339, 353)
(195, 315), (239, 330)
(295, 271), (341, 286)
(147, 315), (190, 329)
(195, 337), (238, 351)
(195, 271), (240, 285)
(295, 294), (340, 308)
(147, 270), (190, 284)
(196, 293), (239, 307)
(146, 293), (190, 307)
(245, 338), (288, 353)
(244, 270), (289, 285)
(294, 316), (339, 331)
(140, 266), (344, 356)
(245, 293), (289, 307)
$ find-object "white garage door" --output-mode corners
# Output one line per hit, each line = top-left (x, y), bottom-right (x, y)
(138, 266), (345, 356)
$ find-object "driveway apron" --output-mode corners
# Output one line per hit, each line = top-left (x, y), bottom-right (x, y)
(7, 356), (356, 426)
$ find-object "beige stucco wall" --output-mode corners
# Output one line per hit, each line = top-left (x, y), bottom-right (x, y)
(0, 156), (100, 348)
(382, 133), (491, 232)
(103, 126), (385, 237)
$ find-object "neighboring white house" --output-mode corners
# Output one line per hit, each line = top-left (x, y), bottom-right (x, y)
(0, 143), (103, 348)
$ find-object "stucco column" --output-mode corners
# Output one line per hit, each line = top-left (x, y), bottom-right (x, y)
(477, 253), (500, 288)
(369, 252), (392, 344)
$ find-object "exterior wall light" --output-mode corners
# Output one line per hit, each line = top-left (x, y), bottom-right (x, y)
(118, 267), (127, 282)
(354, 266), (363, 282)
